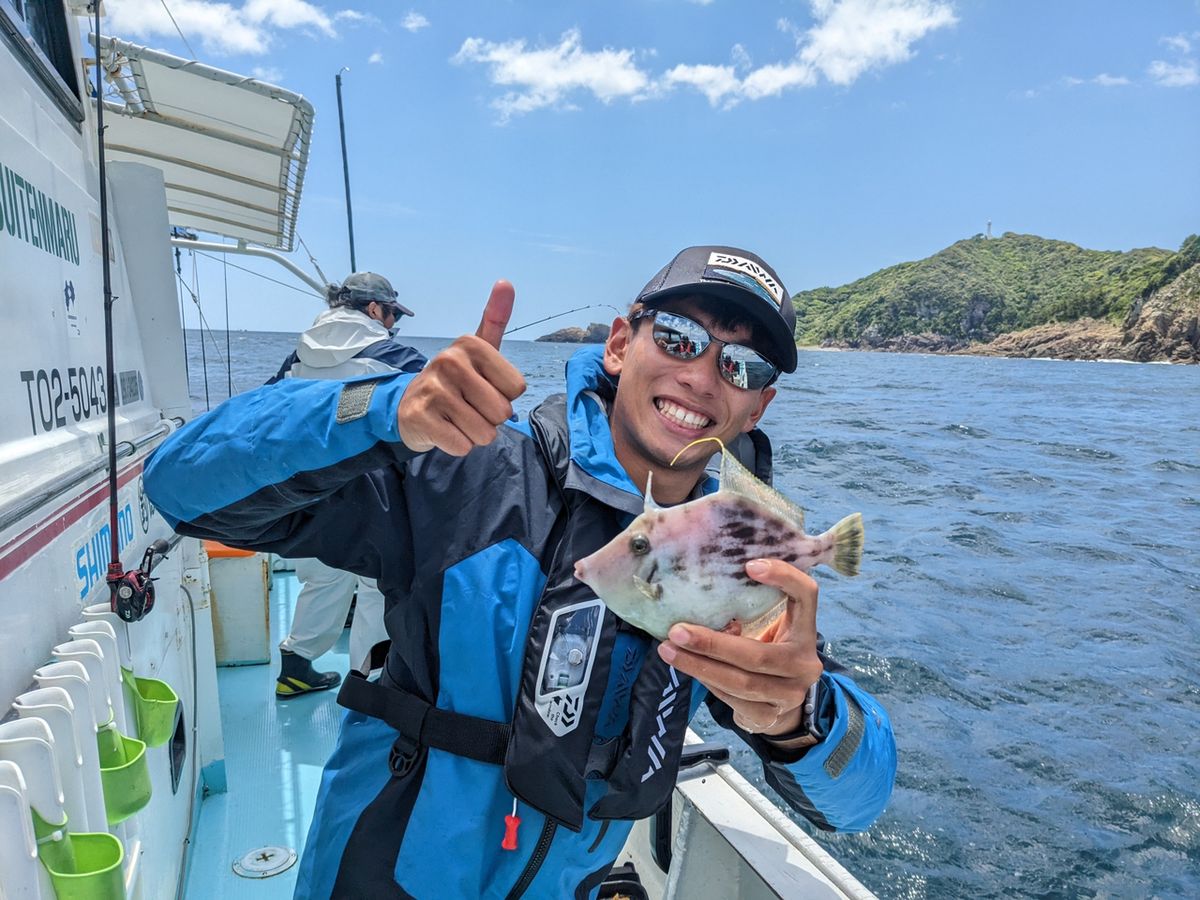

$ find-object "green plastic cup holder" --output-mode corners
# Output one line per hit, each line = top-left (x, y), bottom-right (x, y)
(96, 724), (152, 824)
(121, 667), (180, 747)
(31, 811), (125, 900)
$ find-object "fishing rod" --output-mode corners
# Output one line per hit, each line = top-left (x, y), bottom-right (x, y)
(93, 4), (168, 623)
(504, 303), (623, 336)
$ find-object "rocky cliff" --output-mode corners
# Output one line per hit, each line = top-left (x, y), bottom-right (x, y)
(536, 322), (610, 343)
(963, 263), (1199, 363)
(801, 233), (1199, 364)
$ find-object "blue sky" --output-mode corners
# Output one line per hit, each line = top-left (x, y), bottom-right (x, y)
(101, 0), (1200, 337)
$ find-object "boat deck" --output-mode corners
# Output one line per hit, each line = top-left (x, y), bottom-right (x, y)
(185, 570), (344, 898)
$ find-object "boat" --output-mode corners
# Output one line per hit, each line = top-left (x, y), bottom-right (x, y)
(0, 3), (876, 897)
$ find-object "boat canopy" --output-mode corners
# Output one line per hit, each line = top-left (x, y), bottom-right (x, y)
(90, 35), (314, 252)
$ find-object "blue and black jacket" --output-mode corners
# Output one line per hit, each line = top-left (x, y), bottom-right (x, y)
(143, 346), (895, 899)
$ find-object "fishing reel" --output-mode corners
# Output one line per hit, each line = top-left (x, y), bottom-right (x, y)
(107, 539), (170, 623)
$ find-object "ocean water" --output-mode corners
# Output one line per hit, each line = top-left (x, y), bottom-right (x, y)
(186, 329), (1200, 899)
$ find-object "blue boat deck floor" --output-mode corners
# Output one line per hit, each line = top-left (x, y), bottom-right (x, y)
(185, 570), (347, 898)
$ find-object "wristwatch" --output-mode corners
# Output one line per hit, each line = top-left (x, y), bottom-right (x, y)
(764, 681), (824, 752)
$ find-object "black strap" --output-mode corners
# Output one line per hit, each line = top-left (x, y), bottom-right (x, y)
(337, 671), (511, 766)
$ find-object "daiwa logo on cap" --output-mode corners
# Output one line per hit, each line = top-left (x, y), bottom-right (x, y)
(705, 252), (784, 308)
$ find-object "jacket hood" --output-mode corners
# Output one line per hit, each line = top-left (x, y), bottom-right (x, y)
(562, 346), (642, 503)
(295, 308), (390, 369)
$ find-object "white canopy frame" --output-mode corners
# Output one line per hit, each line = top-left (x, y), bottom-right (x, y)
(90, 34), (315, 253)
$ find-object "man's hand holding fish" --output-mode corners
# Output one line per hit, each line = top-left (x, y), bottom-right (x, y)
(656, 560), (824, 737)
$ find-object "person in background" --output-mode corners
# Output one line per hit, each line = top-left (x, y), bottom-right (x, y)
(144, 246), (895, 896)
(271, 272), (427, 698)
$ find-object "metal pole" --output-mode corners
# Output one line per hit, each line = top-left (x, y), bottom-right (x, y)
(335, 67), (356, 273)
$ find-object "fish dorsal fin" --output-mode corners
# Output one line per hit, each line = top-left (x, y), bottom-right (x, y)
(644, 470), (660, 510)
(671, 437), (805, 532)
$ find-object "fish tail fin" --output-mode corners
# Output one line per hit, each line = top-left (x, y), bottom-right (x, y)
(828, 513), (864, 576)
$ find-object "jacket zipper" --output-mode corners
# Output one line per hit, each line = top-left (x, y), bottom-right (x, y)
(505, 818), (557, 899)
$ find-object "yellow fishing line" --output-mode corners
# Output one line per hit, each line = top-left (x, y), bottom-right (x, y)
(669, 436), (726, 467)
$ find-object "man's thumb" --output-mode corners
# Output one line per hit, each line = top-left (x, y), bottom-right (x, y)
(475, 280), (515, 350)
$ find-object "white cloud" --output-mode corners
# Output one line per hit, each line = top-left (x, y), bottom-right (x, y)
(742, 61), (818, 99)
(662, 63), (743, 107)
(402, 11), (430, 32)
(105, 0), (347, 55)
(1064, 73), (1129, 87)
(664, 0), (954, 106)
(1145, 32), (1199, 88)
(251, 65), (284, 82)
(243, 0), (335, 37)
(1161, 34), (1192, 54)
(797, 0), (957, 87)
(1148, 59), (1199, 87)
(452, 28), (651, 121)
(368, 51), (384, 64)
(457, 1), (954, 118)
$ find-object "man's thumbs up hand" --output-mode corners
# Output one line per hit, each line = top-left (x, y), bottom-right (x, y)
(475, 279), (514, 349)
(397, 280), (527, 456)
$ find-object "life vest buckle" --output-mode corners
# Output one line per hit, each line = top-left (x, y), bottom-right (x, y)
(388, 735), (424, 778)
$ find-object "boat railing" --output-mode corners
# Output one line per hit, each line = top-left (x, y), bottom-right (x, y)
(0, 419), (179, 534)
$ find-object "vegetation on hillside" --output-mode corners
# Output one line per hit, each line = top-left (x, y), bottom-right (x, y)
(792, 233), (1200, 344)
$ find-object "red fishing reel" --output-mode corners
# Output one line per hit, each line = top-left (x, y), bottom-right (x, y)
(107, 539), (169, 622)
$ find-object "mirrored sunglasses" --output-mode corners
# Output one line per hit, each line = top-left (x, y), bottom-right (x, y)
(631, 309), (779, 390)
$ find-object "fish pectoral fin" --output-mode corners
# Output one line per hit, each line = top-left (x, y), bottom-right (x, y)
(633, 575), (663, 601)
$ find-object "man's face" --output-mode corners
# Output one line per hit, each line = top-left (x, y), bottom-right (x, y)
(603, 298), (776, 478)
(367, 300), (400, 328)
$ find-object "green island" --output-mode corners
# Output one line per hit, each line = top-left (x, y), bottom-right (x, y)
(793, 232), (1200, 364)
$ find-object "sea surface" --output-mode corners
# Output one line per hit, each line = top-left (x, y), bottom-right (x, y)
(186, 329), (1200, 900)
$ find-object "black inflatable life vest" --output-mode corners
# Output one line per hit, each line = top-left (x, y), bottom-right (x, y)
(339, 391), (774, 831)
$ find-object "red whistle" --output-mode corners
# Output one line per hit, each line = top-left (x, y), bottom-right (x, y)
(502, 813), (520, 851)
(502, 798), (521, 851)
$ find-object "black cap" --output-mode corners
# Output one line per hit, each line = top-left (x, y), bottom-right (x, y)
(635, 246), (797, 373)
(338, 272), (414, 318)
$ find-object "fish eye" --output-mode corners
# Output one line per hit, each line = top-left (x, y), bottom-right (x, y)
(630, 534), (651, 556)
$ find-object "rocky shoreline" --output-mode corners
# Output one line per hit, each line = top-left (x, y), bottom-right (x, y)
(535, 322), (610, 343)
(815, 264), (1200, 364)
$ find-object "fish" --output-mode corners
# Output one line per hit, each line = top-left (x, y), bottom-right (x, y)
(573, 438), (864, 641)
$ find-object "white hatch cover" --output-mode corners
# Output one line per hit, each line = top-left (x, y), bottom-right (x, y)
(232, 845), (297, 878)
(89, 34), (313, 251)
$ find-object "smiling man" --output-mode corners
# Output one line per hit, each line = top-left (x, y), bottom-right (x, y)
(143, 245), (895, 899)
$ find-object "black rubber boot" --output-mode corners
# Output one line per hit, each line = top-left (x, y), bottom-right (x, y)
(276, 650), (342, 699)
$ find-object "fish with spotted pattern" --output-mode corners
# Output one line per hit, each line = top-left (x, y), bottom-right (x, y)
(574, 438), (864, 641)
